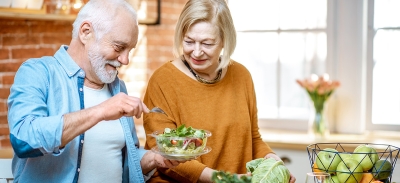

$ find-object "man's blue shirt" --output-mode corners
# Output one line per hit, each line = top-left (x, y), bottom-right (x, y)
(7, 45), (146, 183)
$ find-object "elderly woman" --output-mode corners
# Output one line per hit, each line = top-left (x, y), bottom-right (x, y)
(143, 0), (296, 182)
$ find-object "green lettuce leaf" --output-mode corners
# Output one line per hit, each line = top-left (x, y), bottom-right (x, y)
(246, 158), (290, 183)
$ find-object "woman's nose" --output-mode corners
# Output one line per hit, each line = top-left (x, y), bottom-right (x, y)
(193, 44), (203, 57)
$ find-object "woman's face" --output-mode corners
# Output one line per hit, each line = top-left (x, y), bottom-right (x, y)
(182, 21), (224, 74)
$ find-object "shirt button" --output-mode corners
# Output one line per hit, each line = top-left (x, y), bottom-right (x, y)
(81, 140), (84, 144)
(79, 88), (83, 92)
(77, 168), (80, 172)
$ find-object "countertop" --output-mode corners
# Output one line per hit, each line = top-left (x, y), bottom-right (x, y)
(1, 129), (399, 182)
(258, 129), (400, 152)
(137, 127), (400, 152)
(1, 129), (400, 159)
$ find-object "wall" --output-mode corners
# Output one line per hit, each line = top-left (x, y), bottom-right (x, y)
(0, 0), (186, 149)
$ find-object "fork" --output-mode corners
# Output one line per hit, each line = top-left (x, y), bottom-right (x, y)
(149, 106), (168, 116)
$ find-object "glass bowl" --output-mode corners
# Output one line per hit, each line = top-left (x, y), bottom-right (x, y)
(149, 130), (212, 161)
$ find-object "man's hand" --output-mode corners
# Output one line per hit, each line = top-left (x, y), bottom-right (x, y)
(61, 93), (149, 147)
(97, 93), (150, 120)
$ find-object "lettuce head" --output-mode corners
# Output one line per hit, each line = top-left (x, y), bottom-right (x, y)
(246, 158), (290, 183)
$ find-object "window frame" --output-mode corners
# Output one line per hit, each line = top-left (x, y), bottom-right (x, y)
(365, 0), (400, 131)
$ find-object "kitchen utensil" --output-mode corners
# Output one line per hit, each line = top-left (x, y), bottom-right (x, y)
(149, 106), (167, 116)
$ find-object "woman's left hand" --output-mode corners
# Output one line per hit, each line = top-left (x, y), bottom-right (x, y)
(264, 153), (296, 183)
(264, 153), (282, 161)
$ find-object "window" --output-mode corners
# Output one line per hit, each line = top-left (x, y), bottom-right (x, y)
(229, 0), (328, 131)
(229, 0), (400, 133)
(368, 0), (400, 130)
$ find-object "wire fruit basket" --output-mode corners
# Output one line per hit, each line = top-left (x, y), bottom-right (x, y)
(307, 143), (400, 183)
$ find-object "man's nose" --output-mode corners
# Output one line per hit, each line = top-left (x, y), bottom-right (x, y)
(118, 51), (130, 65)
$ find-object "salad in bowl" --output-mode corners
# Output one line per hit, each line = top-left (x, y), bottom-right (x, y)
(149, 124), (212, 161)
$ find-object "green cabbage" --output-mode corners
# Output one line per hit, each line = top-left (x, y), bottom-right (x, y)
(246, 158), (290, 183)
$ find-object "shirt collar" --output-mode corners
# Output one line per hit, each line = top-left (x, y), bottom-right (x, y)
(54, 45), (84, 78)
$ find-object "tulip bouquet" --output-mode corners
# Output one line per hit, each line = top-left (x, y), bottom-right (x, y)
(296, 74), (340, 138)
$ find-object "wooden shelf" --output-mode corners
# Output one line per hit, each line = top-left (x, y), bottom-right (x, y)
(0, 11), (76, 21)
(0, 6), (76, 21)
(0, 0), (160, 24)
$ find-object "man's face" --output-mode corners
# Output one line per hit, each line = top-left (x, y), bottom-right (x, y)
(88, 43), (121, 83)
(85, 10), (139, 84)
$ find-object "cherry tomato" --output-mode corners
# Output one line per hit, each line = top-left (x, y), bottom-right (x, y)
(171, 140), (178, 145)
(195, 138), (203, 147)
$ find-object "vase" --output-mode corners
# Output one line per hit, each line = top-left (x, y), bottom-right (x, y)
(308, 100), (330, 140)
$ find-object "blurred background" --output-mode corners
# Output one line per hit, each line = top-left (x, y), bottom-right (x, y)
(0, 0), (399, 160)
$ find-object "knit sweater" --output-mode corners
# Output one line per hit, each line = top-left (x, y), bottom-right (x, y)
(143, 60), (273, 183)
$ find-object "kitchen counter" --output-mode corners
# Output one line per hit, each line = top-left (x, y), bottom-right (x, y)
(1, 128), (400, 181)
(259, 129), (400, 152)
(137, 126), (400, 151)
(1, 128), (400, 158)
(259, 129), (400, 181)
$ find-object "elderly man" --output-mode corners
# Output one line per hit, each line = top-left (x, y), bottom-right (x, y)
(7, 0), (179, 182)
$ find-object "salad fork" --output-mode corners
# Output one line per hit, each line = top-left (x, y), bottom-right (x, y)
(149, 106), (168, 116)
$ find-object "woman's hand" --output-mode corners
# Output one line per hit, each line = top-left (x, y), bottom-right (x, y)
(237, 172), (252, 179)
(287, 173), (296, 183)
(153, 153), (184, 168)
(141, 151), (186, 174)
(264, 153), (282, 161)
(264, 153), (296, 183)
(198, 167), (215, 183)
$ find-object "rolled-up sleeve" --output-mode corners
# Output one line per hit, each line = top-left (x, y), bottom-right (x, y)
(8, 60), (66, 158)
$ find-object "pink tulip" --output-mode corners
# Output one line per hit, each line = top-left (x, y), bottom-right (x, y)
(296, 73), (340, 99)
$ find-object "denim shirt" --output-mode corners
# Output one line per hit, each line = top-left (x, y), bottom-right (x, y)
(7, 45), (146, 183)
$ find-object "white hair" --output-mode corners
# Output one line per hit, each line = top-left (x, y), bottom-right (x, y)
(72, 0), (138, 41)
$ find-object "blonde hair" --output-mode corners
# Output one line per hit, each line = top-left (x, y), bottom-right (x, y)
(173, 0), (236, 70)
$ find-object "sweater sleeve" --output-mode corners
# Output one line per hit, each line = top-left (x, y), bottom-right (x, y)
(156, 161), (207, 183)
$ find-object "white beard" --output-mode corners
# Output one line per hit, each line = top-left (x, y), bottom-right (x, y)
(88, 45), (121, 83)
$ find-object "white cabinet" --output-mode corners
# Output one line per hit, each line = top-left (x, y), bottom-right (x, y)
(0, 159), (13, 183)
(273, 148), (310, 182)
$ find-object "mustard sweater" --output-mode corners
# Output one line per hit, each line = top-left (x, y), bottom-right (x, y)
(143, 61), (273, 183)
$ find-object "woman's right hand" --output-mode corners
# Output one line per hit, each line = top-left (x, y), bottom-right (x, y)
(141, 151), (185, 175)
(153, 153), (185, 168)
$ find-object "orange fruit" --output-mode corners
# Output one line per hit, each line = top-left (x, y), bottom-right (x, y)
(359, 173), (376, 183)
(313, 162), (322, 173)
